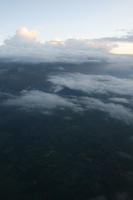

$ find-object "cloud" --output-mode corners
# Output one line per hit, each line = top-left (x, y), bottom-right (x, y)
(111, 42), (133, 54)
(4, 90), (76, 111)
(48, 72), (133, 124)
(78, 97), (133, 124)
(1, 27), (133, 64)
(96, 32), (133, 55)
(1, 70), (133, 124)
(109, 97), (129, 104)
(3, 87), (133, 124)
(48, 73), (133, 97)
(17, 27), (39, 39)
(5, 27), (39, 46)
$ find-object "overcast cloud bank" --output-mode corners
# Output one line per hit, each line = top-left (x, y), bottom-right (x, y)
(0, 27), (133, 64)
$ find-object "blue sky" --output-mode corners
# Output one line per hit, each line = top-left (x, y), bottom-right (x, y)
(0, 0), (133, 42)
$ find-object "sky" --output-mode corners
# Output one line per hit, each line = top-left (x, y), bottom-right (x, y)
(0, 0), (133, 42)
(0, 0), (133, 62)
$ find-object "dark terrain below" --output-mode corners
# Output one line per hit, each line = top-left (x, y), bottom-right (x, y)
(0, 62), (133, 200)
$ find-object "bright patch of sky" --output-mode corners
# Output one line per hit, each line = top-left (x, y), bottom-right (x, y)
(0, 0), (133, 42)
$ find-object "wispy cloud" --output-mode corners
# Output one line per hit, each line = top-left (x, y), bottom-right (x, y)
(4, 90), (76, 111)
(48, 73), (133, 96)
(3, 73), (133, 124)
(78, 97), (133, 124)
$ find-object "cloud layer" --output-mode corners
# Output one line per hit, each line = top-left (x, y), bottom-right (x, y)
(4, 90), (76, 111)
(2, 72), (133, 125)
(1, 28), (133, 124)
(48, 73), (133, 97)
(0, 27), (133, 63)
(4, 89), (133, 124)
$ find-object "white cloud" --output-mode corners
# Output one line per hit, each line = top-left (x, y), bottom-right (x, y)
(111, 42), (133, 54)
(78, 97), (133, 124)
(4, 90), (76, 111)
(3, 87), (133, 124)
(17, 27), (39, 39)
(48, 73), (133, 97)
(1, 27), (133, 64)
(47, 72), (133, 124)
(109, 97), (129, 104)
(4, 27), (39, 47)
